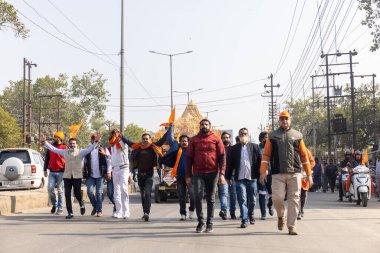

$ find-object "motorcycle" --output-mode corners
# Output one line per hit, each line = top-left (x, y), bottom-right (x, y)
(348, 165), (371, 207)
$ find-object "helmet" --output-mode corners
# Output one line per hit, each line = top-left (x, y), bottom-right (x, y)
(344, 149), (351, 156)
(54, 131), (65, 141)
(354, 150), (362, 156)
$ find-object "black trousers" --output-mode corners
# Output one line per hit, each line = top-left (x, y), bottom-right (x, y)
(327, 175), (336, 192)
(177, 174), (195, 215)
(300, 189), (307, 212)
(138, 172), (154, 214)
(64, 178), (83, 214)
(193, 172), (218, 225)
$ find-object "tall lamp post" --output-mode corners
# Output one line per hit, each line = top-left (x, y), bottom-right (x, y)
(173, 88), (203, 103)
(149, 50), (193, 109)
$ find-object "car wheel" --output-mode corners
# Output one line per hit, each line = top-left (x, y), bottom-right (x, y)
(1, 157), (24, 180)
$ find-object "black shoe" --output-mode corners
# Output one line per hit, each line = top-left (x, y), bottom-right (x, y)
(205, 224), (214, 233)
(143, 213), (149, 222)
(80, 203), (86, 215)
(91, 207), (96, 216)
(300, 211), (304, 217)
(268, 207), (274, 216)
(50, 206), (56, 214)
(65, 213), (74, 219)
(230, 212), (237, 219)
(297, 212), (301, 220)
(196, 222), (205, 233)
(337, 198), (343, 202)
(219, 211), (227, 220)
(240, 222), (248, 228)
(249, 217), (255, 225)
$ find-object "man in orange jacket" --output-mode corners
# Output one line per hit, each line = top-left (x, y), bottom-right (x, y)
(260, 111), (313, 235)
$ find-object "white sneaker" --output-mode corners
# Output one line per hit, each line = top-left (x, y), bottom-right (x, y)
(189, 211), (194, 220)
(180, 214), (186, 221)
(123, 212), (130, 219)
(113, 212), (123, 219)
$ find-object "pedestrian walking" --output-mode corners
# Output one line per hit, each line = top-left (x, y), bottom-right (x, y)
(260, 111), (313, 235)
(375, 152), (380, 201)
(219, 131), (237, 220)
(160, 123), (195, 220)
(43, 131), (67, 215)
(257, 131), (274, 220)
(40, 133), (100, 219)
(226, 128), (261, 228)
(298, 149), (315, 220)
(186, 119), (226, 233)
(324, 159), (338, 193)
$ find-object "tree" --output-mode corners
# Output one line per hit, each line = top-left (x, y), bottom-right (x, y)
(124, 123), (144, 143)
(0, 106), (22, 148)
(0, 0), (29, 38)
(358, 0), (380, 52)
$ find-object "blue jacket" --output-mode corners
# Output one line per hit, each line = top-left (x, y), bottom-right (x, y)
(159, 124), (187, 177)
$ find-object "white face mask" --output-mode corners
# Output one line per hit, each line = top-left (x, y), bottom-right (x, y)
(239, 136), (249, 144)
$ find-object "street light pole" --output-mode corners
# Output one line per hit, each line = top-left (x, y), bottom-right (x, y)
(149, 50), (193, 110)
(173, 88), (203, 103)
(203, 110), (218, 118)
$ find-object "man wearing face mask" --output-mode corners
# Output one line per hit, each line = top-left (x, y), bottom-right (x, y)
(43, 131), (67, 215)
(226, 128), (261, 228)
(257, 131), (274, 220)
(219, 131), (237, 220)
(260, 111), (313, 235)
(40, 133), (101, 219)
(186, 119), (226, 233)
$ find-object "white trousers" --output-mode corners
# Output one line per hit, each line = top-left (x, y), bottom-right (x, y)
(113, 166), (130, 217)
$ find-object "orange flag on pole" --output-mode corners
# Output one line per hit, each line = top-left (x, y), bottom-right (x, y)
(69, 121), (83, 138)
(160, 107), (176, 127)
(362, 149), (368, 165)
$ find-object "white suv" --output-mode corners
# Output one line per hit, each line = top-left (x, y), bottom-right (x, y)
(0, 148), (46, 190)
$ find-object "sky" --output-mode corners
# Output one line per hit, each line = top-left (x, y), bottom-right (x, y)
(1, 0), (379, 142)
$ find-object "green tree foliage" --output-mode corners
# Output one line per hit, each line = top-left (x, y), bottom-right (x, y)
(359, 0), (380, 52)
(285, 82), (379, 159)
(0, 0), (29, 38)
(124, 123), (144, 143)
(0, 106), (22, 148)
(0, 70), (110, 146)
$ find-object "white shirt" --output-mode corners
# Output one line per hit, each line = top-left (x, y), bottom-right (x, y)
(110, 140), (129, 168)
(238, 144), (251, 180)
(90, 147), (101, 178)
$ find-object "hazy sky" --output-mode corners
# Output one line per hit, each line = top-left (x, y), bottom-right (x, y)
(1, 0), (379, 141)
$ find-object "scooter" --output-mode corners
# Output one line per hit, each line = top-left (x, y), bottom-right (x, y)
(348, 165), (371, 207)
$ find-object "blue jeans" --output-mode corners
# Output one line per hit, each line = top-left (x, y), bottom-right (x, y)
(86, 177), (103, 212)
(229, 178), (237, 213)
(47, 172), (64, 209)
(106, 178), (115, 210)
(236, 179), (257, 223)
(219, 183), (228, 212)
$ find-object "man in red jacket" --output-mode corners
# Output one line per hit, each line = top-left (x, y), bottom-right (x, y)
(43, 131), (67, 215)
(186, 119), (226, 233)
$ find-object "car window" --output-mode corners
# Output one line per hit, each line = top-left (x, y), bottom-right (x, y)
(0, 150), (31, 165)
(32, 153), (41, 165)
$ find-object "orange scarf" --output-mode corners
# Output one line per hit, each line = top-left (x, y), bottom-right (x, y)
(170, 147), (183, 178)
(131, 142), (163, 157)
(109, 134), (122, 150)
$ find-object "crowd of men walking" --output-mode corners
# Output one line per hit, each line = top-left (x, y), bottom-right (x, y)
(40, 110), (380, 236)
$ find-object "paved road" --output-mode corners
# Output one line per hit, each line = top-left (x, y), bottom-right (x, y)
(0, 190), (379, 253)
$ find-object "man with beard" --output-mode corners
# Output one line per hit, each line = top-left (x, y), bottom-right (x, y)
(160, 123), (195, 220)
(260, 111), (313, 235)
(186, 119), (226, 233)
(40, 133), (101, 219)
(43, 131), (67, 215)
(121, 130), (168, 222)
(226, 128), (261, 228)
(219, 131), (237, 220)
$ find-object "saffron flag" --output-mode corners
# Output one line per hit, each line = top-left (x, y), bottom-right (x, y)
(69, 121), (83, 138)
(160, 107), (176, 127)
(362, 149), (368, 165)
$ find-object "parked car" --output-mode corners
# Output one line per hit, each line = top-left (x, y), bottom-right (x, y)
(0, 148), (46, 190)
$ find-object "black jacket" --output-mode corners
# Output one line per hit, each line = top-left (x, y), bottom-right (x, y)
(83, 148), (108, 179)
(226, 142), (261, 181)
